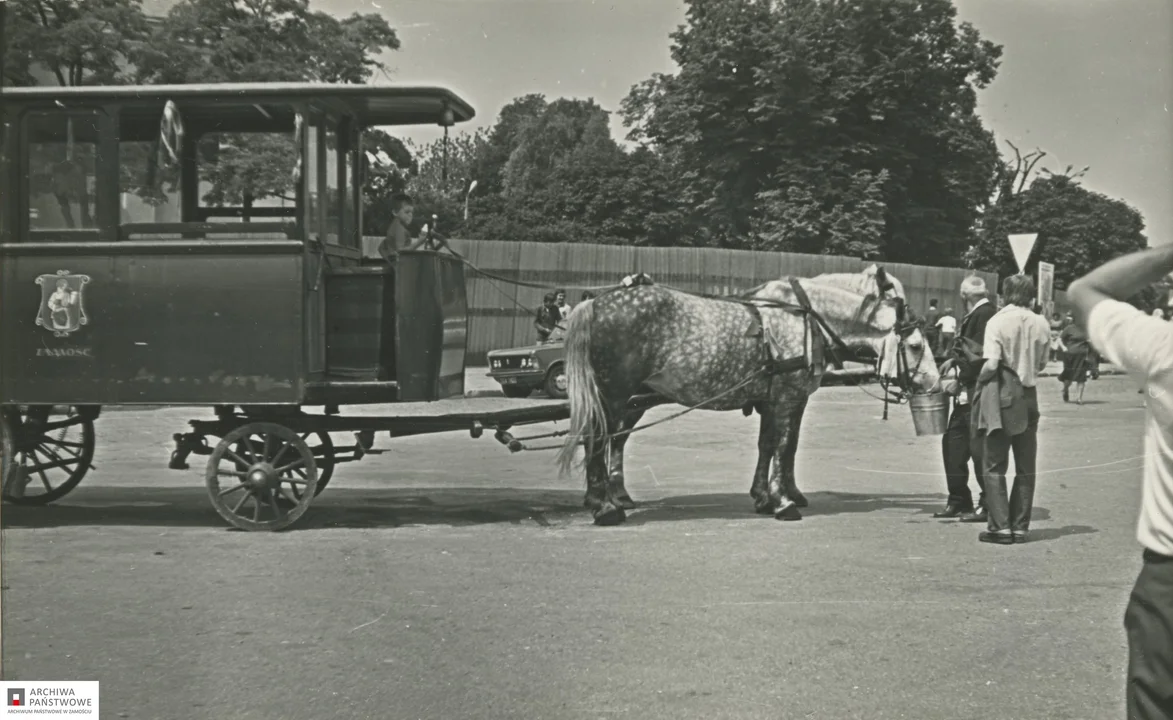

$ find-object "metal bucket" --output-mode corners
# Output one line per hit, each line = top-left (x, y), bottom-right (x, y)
(908, 392), (949, 436)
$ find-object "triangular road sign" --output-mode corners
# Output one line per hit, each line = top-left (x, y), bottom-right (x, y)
(1008, 233), (1038, 274)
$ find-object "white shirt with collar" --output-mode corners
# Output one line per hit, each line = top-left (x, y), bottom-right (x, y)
(982, 303), (1051, 388)
(1088, 299), (1173, 557)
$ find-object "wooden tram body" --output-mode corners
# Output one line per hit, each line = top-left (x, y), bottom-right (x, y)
(0, 82), (659, 530)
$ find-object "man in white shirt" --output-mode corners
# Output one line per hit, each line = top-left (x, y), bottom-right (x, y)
(936, 311), (957, 354)
(977, 274), (1051, 544)
(1069, 245), (1173, 720)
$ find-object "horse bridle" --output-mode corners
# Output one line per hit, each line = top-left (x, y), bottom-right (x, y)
(871, 271), (927, 403)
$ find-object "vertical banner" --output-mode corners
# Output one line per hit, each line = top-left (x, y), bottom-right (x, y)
(1037, 260), (1055, 315)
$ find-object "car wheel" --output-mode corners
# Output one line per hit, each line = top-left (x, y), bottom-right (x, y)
(544, 363), (568, 400)
(502, 385), (532, 399)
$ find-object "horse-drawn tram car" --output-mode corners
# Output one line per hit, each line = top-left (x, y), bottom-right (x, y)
(0, 82), (659, 531)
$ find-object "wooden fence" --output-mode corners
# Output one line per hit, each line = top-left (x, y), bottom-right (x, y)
(361, 237), (1000, 364)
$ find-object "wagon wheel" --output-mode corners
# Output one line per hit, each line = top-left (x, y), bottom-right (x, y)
(1, 405), (96, 505)
(291, 432), (334, 499)
(230, 431), (334, 500)
(205, 422), (318, 531)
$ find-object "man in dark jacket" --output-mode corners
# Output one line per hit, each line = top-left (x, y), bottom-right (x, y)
(534, 293), (561, 343)
(935, 275), (998, 522)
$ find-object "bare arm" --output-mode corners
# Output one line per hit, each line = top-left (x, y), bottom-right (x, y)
(1068, 244), (1173, 329)
(1070, 244), (1173, 381)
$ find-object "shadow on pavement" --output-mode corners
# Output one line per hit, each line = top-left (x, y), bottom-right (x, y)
(1, 487), (1066, 532)
(620, 490), (971, 525)
(1024, 524), (1099, 543)
(0, 487), (589, 531)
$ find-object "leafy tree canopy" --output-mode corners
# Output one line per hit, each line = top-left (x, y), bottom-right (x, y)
(621, 0), (1004, 263)
(3, 0), (149, 86)
(967, 170), (1148, 291)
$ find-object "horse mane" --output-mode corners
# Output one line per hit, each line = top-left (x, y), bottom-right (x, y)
(813, 264), (906, 300)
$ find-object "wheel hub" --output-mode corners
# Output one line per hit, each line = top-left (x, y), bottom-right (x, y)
(245, 464), (279, 491)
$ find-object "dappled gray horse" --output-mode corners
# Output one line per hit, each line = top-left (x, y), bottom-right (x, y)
(555, 265), (940, 526)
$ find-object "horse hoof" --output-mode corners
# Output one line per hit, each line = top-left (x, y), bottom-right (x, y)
(793, 494), (809, 508)
(613, 494), (637, 510)
(593, 504), (627, 526)
(775, 503), (803, 521)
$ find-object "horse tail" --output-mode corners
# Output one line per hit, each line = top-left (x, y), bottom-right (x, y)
(556, 299), (608, 478)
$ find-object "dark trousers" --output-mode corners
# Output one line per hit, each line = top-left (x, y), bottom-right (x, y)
(981, 386), (1040, 533)
(941, 398), (984, 510)
(924, 327), (940, 355)
(1125, 549), (1173, 719)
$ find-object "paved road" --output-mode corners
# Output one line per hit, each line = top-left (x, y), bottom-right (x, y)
(0, 375), (1149, 720)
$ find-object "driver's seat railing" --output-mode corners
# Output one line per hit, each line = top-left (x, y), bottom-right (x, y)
(120, 222), (298, 241)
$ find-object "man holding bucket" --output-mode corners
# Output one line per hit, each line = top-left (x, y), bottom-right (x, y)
(975, 274), (1051, 544)
(936, 276), (997, 521)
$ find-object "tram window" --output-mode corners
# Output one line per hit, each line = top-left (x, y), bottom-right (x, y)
(343, 144), (358, 246)
(26, 113), (100, 231)
(196, 129), (299, 222)
(306, 119), (319, 239)
(120, 141), (182, 224)
(324, 123), (342, 245)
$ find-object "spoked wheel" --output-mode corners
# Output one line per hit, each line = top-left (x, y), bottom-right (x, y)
(293, 431), (334, 499)
(205, 422), (318, 531)
(1, 405), (97, 505)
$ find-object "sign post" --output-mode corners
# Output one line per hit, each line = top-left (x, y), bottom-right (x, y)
(1037, 261), (1055, 317)
(1008, 233), (1038, 275)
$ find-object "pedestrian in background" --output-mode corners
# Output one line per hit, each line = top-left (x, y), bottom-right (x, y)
(1058, 317), (1093, 404)
(975, 274), (1051, 544)
(1068, 245), (1173, 720)
(534, 292), (561, 343)
(936, 308), (957, 356)
(924, 299), (941, 356)
(554, 288), (573, 322)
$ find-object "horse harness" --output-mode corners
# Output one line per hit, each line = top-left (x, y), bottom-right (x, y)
(741, 277), (921, 385)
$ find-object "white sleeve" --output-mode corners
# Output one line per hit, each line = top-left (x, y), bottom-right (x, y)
(982, 314), (1003, 360)
(1086, 300), (1173, 384)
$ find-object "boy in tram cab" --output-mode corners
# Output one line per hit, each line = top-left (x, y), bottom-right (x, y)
(377, 193), (428, 262)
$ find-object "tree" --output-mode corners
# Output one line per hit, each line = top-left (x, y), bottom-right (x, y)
(131, 0), (402, 211)
(466, 96), (697, 245)
(2, 0), (149, 87)
(132, 0), (399, 85)
(621, 0), (1004, 262)
(501, 98), (621, 198)
(967, 170), (1148, 291)
(467, 94), (549, 199)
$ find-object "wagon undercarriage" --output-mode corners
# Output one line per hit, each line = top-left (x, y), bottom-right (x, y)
(1, 394), (671, 531)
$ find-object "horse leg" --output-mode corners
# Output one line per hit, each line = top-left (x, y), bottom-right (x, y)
(767, 401), (808, 521)
(782, 398), (811, 509)
(606, 408), (645, 510)
(750, 410), (780, 515)
(583, 432), (626, 526)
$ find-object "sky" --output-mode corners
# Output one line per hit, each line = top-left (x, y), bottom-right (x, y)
(191, 0), (1173, 248)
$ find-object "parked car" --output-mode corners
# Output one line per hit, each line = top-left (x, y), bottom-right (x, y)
(487, 341), (568, 399)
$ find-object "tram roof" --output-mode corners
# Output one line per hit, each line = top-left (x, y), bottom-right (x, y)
(0, 82), (476, 127)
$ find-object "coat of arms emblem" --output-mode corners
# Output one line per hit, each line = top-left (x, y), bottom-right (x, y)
(36, 270), (90, 337)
